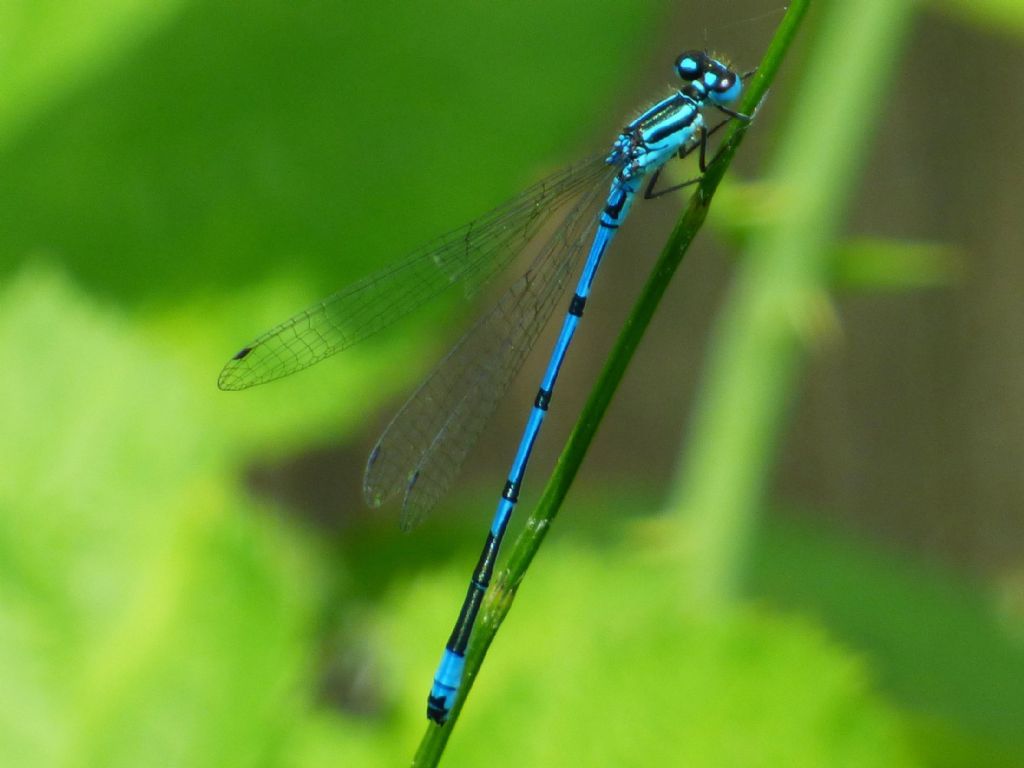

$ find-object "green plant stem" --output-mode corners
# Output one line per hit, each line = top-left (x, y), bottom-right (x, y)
(412, 4), (809, 764)
(670, 0), (917, 609)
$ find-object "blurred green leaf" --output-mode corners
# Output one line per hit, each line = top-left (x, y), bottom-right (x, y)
(0, 0), (184, 146)
(0, 266), (322, 768)
(0, 0), (669, 305)
(1, 254), (1016, 768)
(705, 177), (788, 243)
(932, 0), (1024, 38)
(709, 190), (958, 293)
(905, 714), (1024, 768)
(750, 514), (1024, 758)
(831, 238), (960, 291)
(331, 537), (920, 768)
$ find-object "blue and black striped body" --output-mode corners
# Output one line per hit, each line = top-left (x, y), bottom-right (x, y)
(427, 51), (744, 723)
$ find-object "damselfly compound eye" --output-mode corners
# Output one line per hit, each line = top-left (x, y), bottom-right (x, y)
(675, 50), (705, 81)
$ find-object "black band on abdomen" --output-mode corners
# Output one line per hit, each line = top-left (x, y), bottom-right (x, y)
(568, 294), (586, 317)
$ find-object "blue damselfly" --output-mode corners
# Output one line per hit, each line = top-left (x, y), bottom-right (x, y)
(220, 50), (750, 723)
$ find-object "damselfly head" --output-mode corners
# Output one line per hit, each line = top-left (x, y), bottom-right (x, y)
(674, 50), (742, 105)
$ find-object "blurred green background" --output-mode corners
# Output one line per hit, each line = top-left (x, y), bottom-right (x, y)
(1, 1), (1022, 766)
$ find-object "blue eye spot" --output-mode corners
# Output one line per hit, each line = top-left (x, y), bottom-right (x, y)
(677, 57), (698, 77)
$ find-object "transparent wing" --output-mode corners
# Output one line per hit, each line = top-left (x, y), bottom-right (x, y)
(363, 164), (616, 529)
(218, 155), (611, 390)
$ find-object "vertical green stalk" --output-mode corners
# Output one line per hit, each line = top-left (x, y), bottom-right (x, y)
(670, 0), (917, 608)
(412, 3), (810, 765)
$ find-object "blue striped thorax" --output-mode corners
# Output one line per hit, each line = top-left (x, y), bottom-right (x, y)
(607, 50), (742, 182)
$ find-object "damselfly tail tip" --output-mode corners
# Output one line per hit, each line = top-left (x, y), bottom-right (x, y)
(427, 650), (464, 723)
(426, 695), (449, 725)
